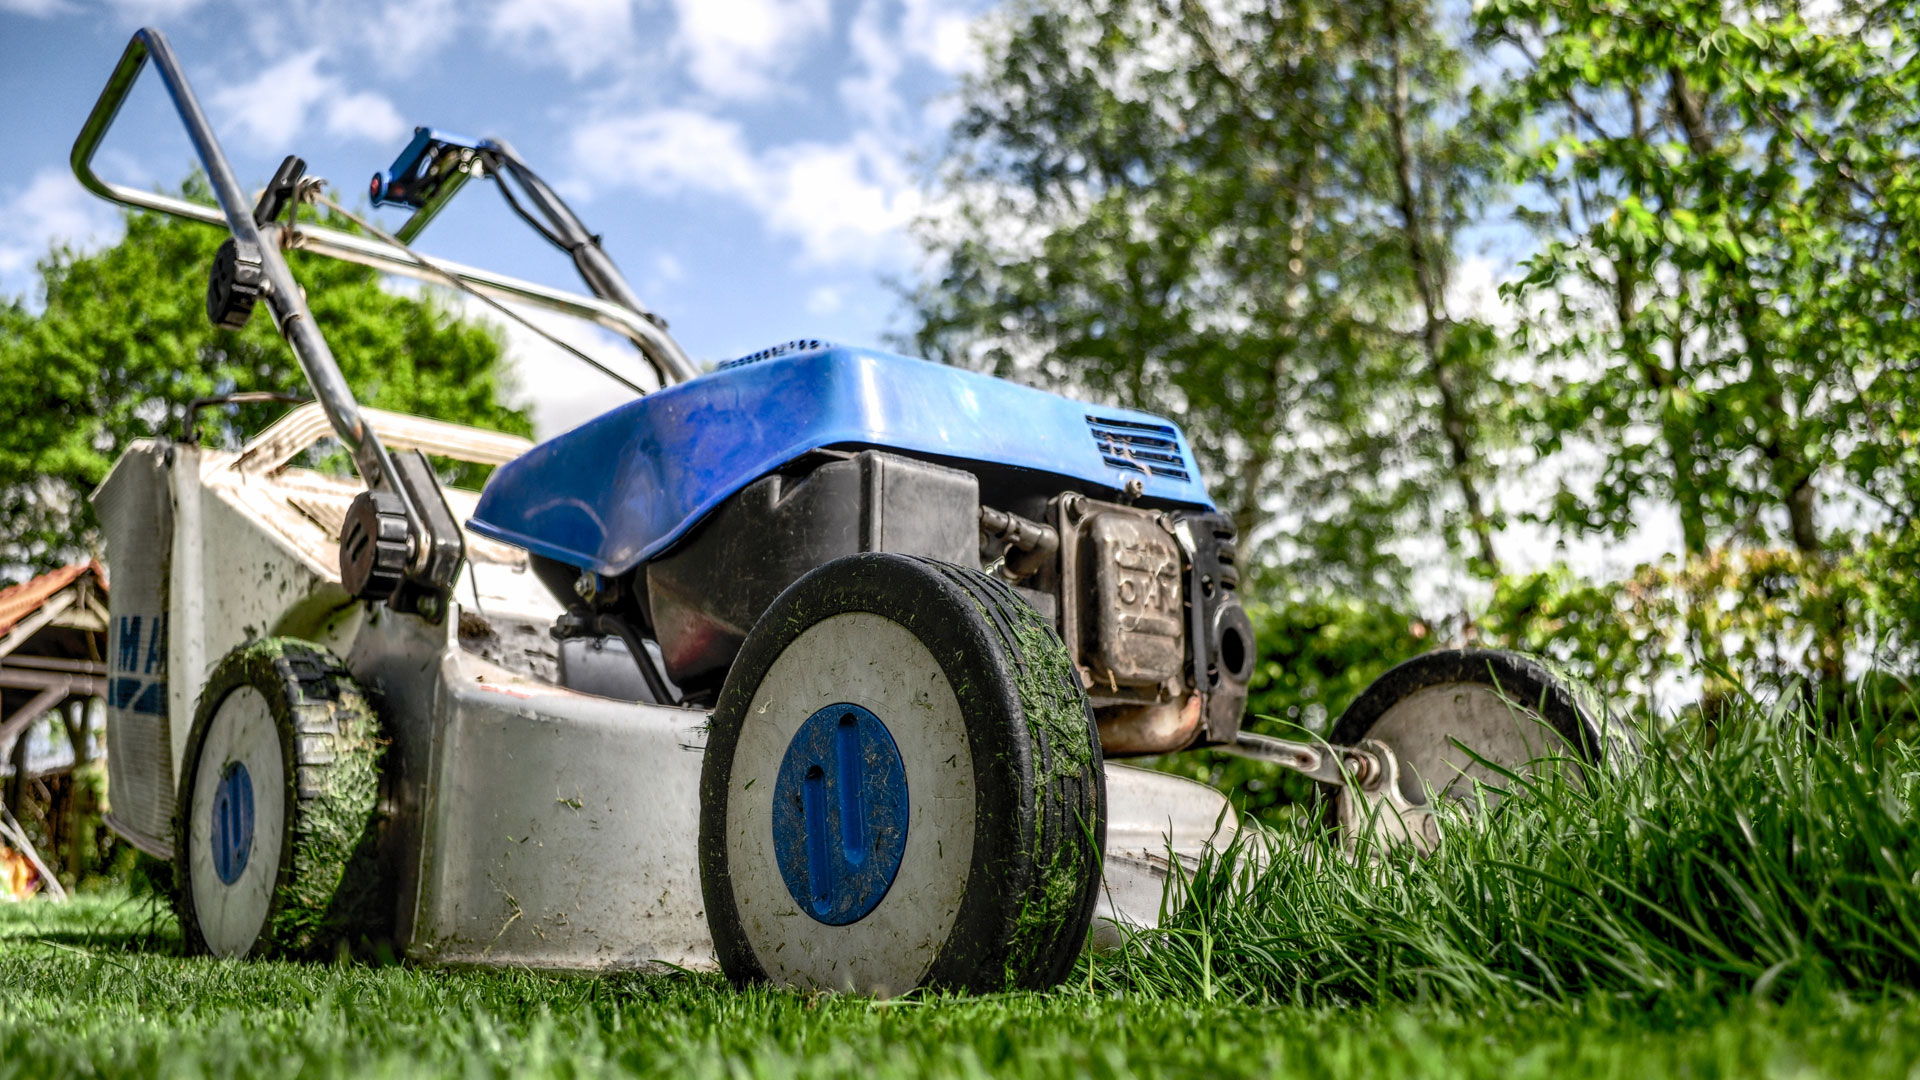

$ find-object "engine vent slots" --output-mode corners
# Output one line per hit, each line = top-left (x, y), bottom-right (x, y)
(1085, 415), (1191, 481)
(720, 339), (834, 371)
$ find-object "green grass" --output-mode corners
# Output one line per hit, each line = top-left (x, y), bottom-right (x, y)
(8, 691), (1920, 1076)
(1102, 696), (1920, 1009)
(3, 892), (1919, 1078)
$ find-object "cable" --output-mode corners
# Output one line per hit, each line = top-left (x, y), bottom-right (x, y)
(593, 612), (677, 706)
(307, 190), (650, 397)
(491, 165), (573, 253)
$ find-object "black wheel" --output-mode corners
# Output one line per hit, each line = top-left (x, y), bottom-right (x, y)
(173, 639), (387, 958)
(700, 553), (1105, 995)
(1329, 648), (1632, 804)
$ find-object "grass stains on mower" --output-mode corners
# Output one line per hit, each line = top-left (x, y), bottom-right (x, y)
(77, 28), (1630, 995)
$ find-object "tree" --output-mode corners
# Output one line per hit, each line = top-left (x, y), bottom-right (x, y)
(1478, 0), (1920, 704)
(0, 183), (532, 577)
(911, 0), (1507, 599)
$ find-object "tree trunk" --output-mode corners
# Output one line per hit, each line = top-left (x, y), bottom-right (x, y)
(1384, 16), (1500, 572)
(1671, 66), (1842, 718)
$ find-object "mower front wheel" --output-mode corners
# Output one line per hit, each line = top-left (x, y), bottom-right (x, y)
(699, 553), (1105, 996)
(174, 639), (388, 959)
(1329, 648), (1634, 806)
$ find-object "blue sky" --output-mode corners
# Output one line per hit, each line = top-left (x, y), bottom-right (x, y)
(0, 0), (988, 435)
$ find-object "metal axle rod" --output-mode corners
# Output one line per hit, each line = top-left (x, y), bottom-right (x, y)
(1220, 730), (1385, 787)
(1221, 731), (1442, 853)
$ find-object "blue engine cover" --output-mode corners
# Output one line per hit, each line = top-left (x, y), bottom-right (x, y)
(468, 342), (1215, 577)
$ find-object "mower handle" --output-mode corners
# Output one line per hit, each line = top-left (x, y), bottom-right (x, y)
(70, 30), (410, 502)
(70, 28), (484, 603)
(69, 29), (696, 389)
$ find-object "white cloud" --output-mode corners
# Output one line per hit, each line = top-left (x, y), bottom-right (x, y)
(209, 49), (402, 150)
(840, 0), (905, 130)
(572, 110), (761, 196)
(0, 0), (212, 14)
(901, 0), (981, 76)
(324, 91), (408, 144)
(805, 285), (843, 315)
(0, 168), (122, 298)
(489, 0), (638, 79)
(100, 0), (209, 17)
(0, 0), (71, 15)
(572, 112), (922, 268)
(374, 0), (462, 68)
(759, 137), (921, 265)
(669, 0), (830, 100)
(213, 50), (333, 150)
(840, 0), (985, 131)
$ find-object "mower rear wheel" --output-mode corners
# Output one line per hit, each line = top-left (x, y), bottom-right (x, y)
(174, 639), (387, 959)
(1328, 648), (1631, 806)
(699, 553), (1105, 995)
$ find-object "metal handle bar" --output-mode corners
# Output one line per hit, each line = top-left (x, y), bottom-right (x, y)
(70, 28), (421, 549)
(289, 227), (698, 384)
(70, 32), (697, 389)
(488, 139), (659, 321)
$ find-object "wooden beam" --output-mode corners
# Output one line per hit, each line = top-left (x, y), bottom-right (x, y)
(0, 804), (66, 902)
(0, 684), (70, 764)
(0, 590), (78, 660)
(50, 607), (108, 633)
(0, 669), (105, 697)
(0, 656), (107, 676)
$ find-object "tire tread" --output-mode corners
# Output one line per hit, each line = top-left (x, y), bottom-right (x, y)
(173, 639), (387, 959)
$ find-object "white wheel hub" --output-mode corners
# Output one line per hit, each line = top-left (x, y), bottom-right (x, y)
(1364, 682), (1570, 803)
(187, 686), (285, 958)
(723, 612), (976, 994)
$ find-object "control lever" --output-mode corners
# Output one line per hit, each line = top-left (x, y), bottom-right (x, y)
(253, 154), (306, 226)
(206, 154), (307, 331)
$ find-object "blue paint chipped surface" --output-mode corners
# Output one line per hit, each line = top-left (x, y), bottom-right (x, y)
(771, 703), (909, 926)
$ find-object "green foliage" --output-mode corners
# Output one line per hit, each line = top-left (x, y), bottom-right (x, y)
(918, 0), (1920, 720)
(1479, 563), (1679, 708)
(1477, 0), (1920, 685)
(1481, 549), (1910, 723)
(1241, 597), (1436, 735)
(0, 181), (530, 576)
(913, 0), (1511, 597)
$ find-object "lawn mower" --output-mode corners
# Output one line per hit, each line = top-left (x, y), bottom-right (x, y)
(75, 28), (1631, 993)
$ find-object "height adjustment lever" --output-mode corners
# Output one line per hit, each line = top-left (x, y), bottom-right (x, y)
(205, 155), (307, 332)
(205, 237), (262, 330)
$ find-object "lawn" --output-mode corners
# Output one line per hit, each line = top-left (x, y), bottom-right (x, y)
(3, 891), (1918, 1079)
(6, 704), (1920, 1078)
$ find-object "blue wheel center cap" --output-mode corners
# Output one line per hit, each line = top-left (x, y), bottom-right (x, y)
(210, 760), (255, 886)
(772, 703), (909, 925)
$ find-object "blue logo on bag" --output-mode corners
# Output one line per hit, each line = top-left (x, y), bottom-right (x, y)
(109, 613), (167, 716)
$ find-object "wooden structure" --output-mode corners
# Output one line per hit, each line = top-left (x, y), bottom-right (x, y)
(0, 563), (110, 887)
